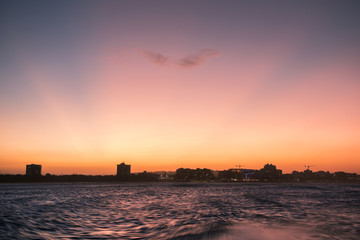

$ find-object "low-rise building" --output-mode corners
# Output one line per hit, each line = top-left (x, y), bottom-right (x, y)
(117, 162), (131, 176)
(26, 164), (42, 176)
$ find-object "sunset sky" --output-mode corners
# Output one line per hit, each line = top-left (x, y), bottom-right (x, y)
(1, 0), (360, 175)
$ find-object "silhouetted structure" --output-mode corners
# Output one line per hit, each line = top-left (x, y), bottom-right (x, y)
(174, 168), (215, 181)
(117, 162), (131, 176)
(218, 168), (242, 181)
(258, 164), (282, 181)
(218, 168), (257, 181)
(26, 164), (41, 177)
(0, 162), (358, 183)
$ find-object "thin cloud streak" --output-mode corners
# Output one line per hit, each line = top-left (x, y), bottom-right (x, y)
(178, 49), (219, 68)
(138, 49), (220, 69)
(140, 50), (170, 66)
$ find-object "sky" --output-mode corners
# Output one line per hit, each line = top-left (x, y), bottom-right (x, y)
(1, 0), (360, 175)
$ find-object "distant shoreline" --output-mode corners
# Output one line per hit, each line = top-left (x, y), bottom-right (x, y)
(1, 175), (359, 183)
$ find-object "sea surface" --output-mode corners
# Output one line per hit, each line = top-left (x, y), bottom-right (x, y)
(0, 183), (359, 239)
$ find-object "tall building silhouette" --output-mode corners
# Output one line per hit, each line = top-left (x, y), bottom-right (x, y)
(117, 162), (131, 176)
(26, 164), (42, 176)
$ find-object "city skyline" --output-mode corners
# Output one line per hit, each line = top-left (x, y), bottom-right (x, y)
(1, 162), (358, 185)
(1, 0), (360, 175)
(15, 162), (359, 176)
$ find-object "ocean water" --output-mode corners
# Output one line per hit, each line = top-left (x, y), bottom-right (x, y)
(0, 183), (359, 240)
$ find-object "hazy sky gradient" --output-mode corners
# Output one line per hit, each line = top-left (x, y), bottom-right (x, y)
(1, 0), (360, 174)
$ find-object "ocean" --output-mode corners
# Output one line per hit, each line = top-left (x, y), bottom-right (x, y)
(0, 183), (359, 239)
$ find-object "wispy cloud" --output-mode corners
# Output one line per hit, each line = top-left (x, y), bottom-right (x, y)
(178, 49), (219, 68)
(138, 49), (219, 69)
(139, 50), (170, 66)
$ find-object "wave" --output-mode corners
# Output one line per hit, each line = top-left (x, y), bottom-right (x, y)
(171, 221), (327, 240)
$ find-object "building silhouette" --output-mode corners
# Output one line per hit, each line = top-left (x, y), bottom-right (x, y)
(26, 164), (42, 177)
(117, 162), (131, 176)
